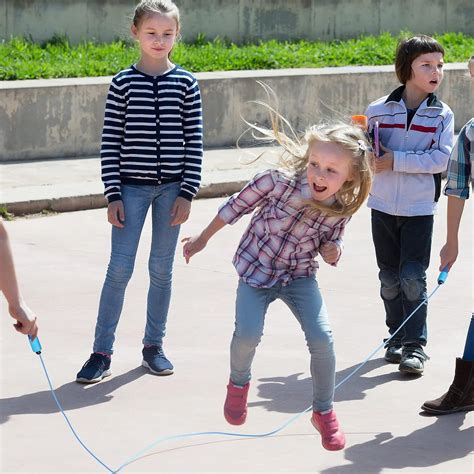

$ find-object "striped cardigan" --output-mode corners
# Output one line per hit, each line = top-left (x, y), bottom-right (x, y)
(100, 65), (203, 203)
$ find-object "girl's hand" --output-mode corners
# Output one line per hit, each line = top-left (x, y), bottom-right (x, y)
(374, 144), (394, 173)
(319, 241), (341, 265)
(171, 197), (191, 226)
(439, 241), (458, 271)
(108, 201), (125, 228)
(10, 301), (38, 338)
(181, 235), (207, 263)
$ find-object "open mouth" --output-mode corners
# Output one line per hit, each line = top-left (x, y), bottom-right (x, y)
(313, 184), (327, 193)
(429, 80), (438, 85)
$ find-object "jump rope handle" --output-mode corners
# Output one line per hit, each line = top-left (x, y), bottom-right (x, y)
(437, 266), (449, 285)
(28, 335), (42, 354)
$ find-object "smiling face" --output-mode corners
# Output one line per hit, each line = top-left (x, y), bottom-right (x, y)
(407, 52), (444, 95)
(132, 12), (178, 65)
(306, 140), (353, 203)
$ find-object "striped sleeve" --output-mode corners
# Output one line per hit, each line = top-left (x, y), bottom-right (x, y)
(180, 78), (203, 201)
(100, 76), (127, 203)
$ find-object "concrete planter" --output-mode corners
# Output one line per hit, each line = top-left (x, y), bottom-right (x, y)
(0, 64), (470, 162)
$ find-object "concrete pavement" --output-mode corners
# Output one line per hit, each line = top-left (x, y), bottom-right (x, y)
(0, 180), (472, 472)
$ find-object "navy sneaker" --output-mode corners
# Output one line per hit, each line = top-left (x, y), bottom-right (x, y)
(76, 353), (111, 383)
(142, 345), (174, 375)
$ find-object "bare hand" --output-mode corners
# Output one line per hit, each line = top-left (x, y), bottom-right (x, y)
(439, 241), (458, 271)
(108, 201), (125, 228)
(374, 144), (394, 173)
(320, 241), (341, 265)
(182, 235), (207, 263)
(10, 301), (38, 338)
(171, 197), (191, 226)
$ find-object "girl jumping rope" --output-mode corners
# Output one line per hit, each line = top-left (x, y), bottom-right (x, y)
(182, 97), (372, 451)
(76, 0), (203, 383)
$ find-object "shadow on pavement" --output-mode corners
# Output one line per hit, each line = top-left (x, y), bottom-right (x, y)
(249, 358), (417, 413)
(0, 366), (146, 424)
(320, 413), (472, 474)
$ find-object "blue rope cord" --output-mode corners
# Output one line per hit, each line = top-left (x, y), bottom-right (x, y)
(32, 283), (443, 473)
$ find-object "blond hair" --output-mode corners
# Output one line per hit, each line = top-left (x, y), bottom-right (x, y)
(244, 85), (372, 217)
(132, 0), (180, 30)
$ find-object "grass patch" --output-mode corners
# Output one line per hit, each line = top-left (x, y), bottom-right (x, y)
(1, 32), (472, 80)
(0, 205), (14, 220)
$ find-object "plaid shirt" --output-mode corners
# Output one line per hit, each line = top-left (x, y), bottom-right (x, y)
(218, 169), (350, 288)
(444, 118), (474, 200)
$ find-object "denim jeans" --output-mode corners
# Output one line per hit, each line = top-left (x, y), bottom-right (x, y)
(371, 209), (433, 347)
(93, 183), (181, 354)
(230, 277), (335, 412)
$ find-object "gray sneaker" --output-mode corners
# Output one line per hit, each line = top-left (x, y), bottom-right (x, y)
(399, 344), (428, 374)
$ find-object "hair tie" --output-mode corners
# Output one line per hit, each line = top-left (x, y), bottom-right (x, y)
(357, 139), (367, 153)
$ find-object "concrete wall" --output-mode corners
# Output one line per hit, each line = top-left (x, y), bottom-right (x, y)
(1, 0), (473, 44)
(0, 64), (470, 162)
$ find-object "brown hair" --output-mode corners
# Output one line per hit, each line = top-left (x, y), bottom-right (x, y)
(132, 0), (180, 31)
(395, 35), (444, 84)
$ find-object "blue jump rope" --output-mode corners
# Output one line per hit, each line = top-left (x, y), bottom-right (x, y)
(27, 268), (450, 473)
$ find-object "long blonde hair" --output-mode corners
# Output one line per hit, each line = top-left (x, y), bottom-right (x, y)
(243, 84), (373, 217)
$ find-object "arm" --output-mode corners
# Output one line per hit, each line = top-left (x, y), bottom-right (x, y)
(180, 78), (203, 201)
(439, 196), (465, 271)
(100, 77), (127, 227)
(439, 122), (472, 270)
(182, 215), (226, 263)
(393, 111), (454, 174)
(171, 79), (203, 227)
(0, 221), (38, 338)
(319, 218), (350, 266)
(181, 170), (277, 261)
(100, 77), (126, 204)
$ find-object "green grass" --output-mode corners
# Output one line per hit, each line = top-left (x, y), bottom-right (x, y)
(1, 32), (473, 80)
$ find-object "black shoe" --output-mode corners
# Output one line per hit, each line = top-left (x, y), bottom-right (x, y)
(76, 353), (111, 383)
(399, 344), (428, 375)
(384, 344), (403, 363)
(142, 345), (174, 375)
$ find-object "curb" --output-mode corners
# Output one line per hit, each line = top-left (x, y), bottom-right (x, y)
(4, 181), (246, 216)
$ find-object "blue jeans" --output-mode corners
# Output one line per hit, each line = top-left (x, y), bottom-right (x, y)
(230, 277), (335, 412)
(371, 209), (433, 347)
(93, 183), (181, 354)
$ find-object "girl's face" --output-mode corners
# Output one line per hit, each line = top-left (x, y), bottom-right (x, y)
(132, 13), (178, 62)
(306, 141), (353, 203)
(407, 52), (444, 95)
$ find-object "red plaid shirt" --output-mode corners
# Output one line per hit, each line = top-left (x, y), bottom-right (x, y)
(218, 169), (350, 288)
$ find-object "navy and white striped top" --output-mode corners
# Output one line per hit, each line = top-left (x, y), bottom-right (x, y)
(100, 64), (203, 203)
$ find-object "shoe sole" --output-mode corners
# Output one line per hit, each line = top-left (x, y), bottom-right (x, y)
(224, 409), (246, 425)
(76, 369), (112, 384)
(310, 417), (345, 451)
(142, 360), (174, 376)
(399, 364), (423, 375)
(421, 404), (474, 415)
